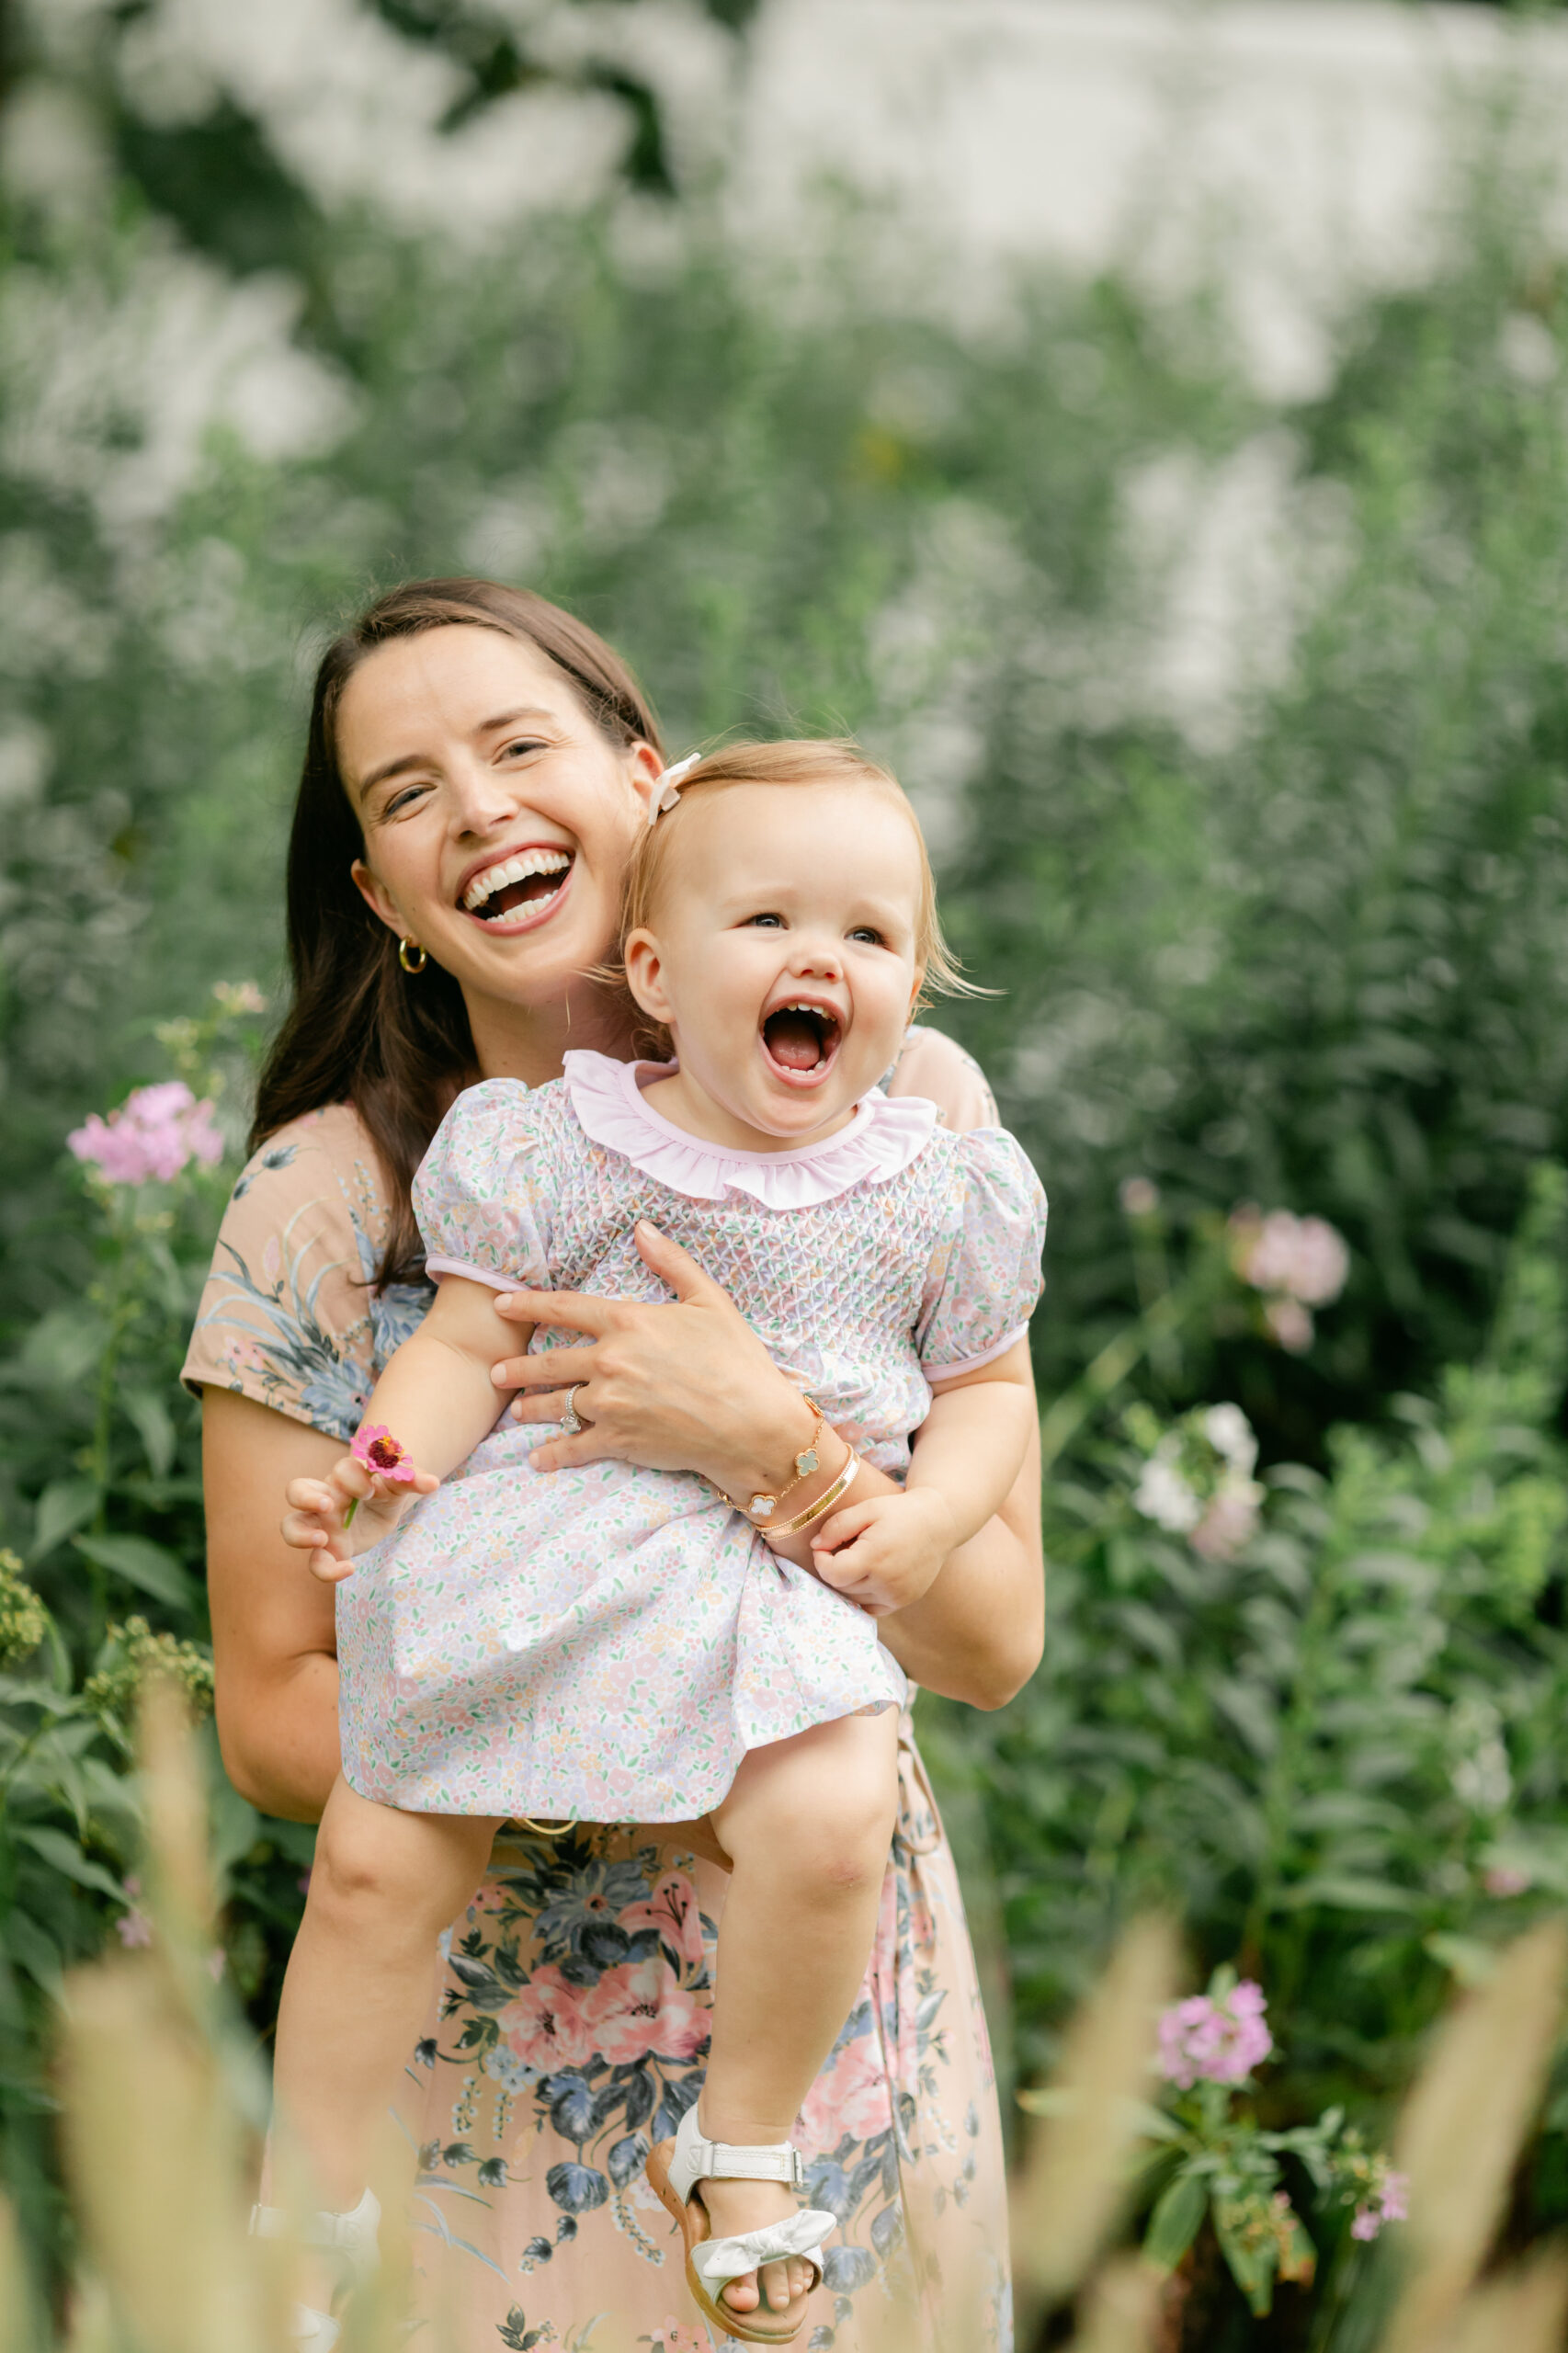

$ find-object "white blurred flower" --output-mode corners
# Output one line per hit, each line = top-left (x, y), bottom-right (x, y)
(1133, 1449), (1202, 1533)
(1204, 1404), (1257, 1474)
(1119, 1175), (1161, 1218)
(1450, 1697), (1511, 1818)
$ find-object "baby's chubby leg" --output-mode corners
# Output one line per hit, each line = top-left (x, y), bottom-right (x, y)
(700, 1706), (901, 2318)
(273, 1778), (501, 2218)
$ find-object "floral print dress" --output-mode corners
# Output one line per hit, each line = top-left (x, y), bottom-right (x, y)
(183, 1030), (1018, 2353)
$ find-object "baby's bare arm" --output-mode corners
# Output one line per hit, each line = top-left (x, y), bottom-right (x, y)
(281, 1278), (529, 1575)
(810, 1341), (1035, 1616)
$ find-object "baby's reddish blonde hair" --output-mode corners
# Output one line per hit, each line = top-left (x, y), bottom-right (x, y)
(614, 741), (979, 1051)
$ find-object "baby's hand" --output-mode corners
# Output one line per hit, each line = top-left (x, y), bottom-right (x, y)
(280, 1443), (438, 1584)
(811, 1489), (956, 1618)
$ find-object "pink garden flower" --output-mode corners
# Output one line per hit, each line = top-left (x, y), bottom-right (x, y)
(1264, 1297), (1315, 1355)
(69, 1081), (224, 1188)
(580, 1956), (709, 2065)
(1231, 1209), (1349, 1309)
(116, 1907), (153, 1949)
(497, 1964), (597, 2073)
(350, 1425), (418, 1483)
(1483, 1864), (1531, 1898)
(1351, 2170), (1408, 2241)
(1191, 1486), (1264, 1562)
(799, 2032), (894, 2148)
(1158, 1981), (1273, 2089)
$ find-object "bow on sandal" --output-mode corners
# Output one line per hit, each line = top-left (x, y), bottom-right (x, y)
(248, 2186), (381, 2348)
(645, 2107), (835, 2345)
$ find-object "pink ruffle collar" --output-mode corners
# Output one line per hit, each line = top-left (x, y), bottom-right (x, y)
(562, 1050), (939, 1209)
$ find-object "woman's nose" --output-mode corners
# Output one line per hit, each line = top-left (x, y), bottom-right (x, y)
(444, 756), (517, 835)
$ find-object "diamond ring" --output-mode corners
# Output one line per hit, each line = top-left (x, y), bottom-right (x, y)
(560, 1384), (585, 1437)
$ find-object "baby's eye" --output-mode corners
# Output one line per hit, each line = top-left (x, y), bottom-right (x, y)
(848, 926), (886, 947)
(744, 913), (786, 929)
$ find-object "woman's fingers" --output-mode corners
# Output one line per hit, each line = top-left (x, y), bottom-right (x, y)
(525, 1425), (614, 1475)
(631, 1218), (730, 1305)
(492, 1286), (620, 1336)
(493, 1343), (597, 1392)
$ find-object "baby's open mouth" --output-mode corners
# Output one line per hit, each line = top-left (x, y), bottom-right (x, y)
(461, 847), (574, 923)
(762, 1002), (842, 1075)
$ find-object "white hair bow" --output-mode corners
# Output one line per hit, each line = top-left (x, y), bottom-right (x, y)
(646, 752), (701, 826)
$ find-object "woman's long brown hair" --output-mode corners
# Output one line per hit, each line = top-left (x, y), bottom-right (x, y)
(251, 579), (664, 1286)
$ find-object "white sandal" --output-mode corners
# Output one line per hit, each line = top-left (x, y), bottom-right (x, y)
(645, 2107), (835, 2346)
(248, 2186), (381, 2348)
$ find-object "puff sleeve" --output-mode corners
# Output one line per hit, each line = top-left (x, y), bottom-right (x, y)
(413, 1079), (557, 1292)
(916, 1129), (1047, 1379)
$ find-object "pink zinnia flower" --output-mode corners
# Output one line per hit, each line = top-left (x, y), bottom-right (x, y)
(69, 1081), (224, 1188)
(350, 1426), (417, 1483)
(1158, 1981), (1273, 2089)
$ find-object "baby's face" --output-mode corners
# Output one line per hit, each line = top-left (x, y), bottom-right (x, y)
(627, 782), (925, 1143)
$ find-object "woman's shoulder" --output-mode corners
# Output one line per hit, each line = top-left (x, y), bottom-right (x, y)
(182, 1100), (427, 1438)
(888, 1025), (999, 1133)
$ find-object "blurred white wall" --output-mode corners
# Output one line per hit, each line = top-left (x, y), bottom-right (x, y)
(735, 0), (1568, 394)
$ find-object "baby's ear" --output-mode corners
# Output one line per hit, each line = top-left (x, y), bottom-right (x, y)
(622, 926), (671, 1022)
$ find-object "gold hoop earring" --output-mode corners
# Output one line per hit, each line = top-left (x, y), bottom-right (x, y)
(398, 938), (427, 974)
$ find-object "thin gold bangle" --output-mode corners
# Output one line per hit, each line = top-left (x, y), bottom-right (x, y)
(763, 1446), (860, 1540)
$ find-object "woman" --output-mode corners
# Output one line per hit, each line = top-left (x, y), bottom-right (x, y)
(185, 579), (1043, 2353)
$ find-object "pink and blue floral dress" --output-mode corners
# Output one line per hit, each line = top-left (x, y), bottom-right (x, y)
(184, 1029), (1029, 2353)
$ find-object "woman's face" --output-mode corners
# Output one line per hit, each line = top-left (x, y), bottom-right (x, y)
(340, 624), (661, 1033)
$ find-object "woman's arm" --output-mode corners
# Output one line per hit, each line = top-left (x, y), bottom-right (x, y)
(204, 1389), (344, 1822)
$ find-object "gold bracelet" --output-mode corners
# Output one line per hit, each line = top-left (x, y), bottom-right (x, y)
(762, 1445), (860, 1540)
(726, 1393), (828, 1522)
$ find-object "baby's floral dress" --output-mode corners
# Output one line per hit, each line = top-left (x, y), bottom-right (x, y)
(184, 1030), (1023, 2353)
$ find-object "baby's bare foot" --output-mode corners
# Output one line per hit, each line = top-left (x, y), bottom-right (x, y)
(698, 2177), (813, 2318)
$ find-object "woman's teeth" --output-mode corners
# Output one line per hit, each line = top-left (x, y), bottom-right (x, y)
(462, 847), (572, 918)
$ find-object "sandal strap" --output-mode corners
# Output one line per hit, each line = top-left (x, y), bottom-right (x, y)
(669, 2107), (806, 2201)
(696, 2208), (837, 2288)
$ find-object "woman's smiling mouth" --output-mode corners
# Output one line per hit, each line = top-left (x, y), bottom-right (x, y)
(761, 1000), (843, 1084)
(460, 846), (574, 928)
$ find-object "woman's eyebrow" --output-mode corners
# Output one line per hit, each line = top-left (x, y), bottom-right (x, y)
(358, 708), (557, 801)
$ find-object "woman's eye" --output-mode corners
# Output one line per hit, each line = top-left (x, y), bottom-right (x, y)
(383, 785), (428, 817)
(501, 738), (546, 761)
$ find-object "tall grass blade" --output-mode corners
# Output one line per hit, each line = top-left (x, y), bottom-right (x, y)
(1011, 1915), (1181, 2321)
(0, 2195), (34, 2353)
(1378, 1918), (1568, 2353)
(1064, 2256), (1163, 2353)
(1445, 2246), (1568, 2353)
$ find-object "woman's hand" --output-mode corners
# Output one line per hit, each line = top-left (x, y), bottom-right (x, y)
(490, 1218), (818, 1499)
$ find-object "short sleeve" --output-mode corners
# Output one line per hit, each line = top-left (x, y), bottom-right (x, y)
(181, 1105), (433, 1440)
(916, 1129), (1047, 1379)
(414, 1079), (557, 1293)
